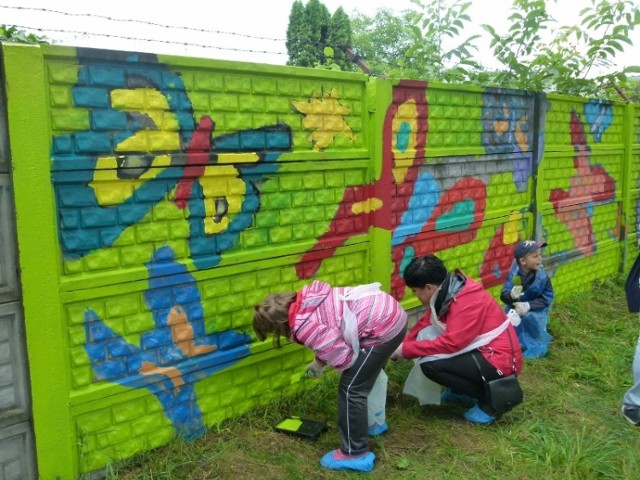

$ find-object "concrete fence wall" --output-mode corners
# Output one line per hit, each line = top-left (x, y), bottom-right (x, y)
(1, 42), (637, 478)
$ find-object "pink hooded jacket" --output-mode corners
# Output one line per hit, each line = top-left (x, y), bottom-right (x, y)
(288, 281), (407, 371)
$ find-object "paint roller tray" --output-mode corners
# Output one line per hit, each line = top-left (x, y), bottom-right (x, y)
(274, 416), (328, 440)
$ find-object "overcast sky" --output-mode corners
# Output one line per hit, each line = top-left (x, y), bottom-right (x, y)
(0, 0), (637, 74)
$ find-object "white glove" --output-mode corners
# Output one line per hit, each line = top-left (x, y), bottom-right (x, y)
(306, 358), (325, 379)
(390, 344), (405, 362)
(510, 285), (523, 300)
(514, 302), (530, 317)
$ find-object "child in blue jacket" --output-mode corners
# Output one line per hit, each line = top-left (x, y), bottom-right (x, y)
(500, 240), (554, 359)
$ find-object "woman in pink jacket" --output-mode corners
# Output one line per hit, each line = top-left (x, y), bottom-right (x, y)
(391, 254), (523, 424)
(254, 280), (407, 472)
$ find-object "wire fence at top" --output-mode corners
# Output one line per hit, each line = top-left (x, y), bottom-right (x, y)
(9, 24), (289, 56)
(0, 4), (293, 59)
(0, 5), (286, 42)
(0, 4), (388, 70)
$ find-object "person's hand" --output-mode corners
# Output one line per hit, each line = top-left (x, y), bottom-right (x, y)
(390, 344), (405, 362)
(306, 358), (325, 379)
(510, 285), (523, 300)
(514, 302), (530, 317)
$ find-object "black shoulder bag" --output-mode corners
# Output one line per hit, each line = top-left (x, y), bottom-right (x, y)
(472, 329), (523, 414)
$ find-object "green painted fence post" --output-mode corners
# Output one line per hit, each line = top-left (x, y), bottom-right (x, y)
(367, 76), (393, 292)
(622, 101), (637, 270)
(533, 92), (547, 242)
(2, 43), (77, 479)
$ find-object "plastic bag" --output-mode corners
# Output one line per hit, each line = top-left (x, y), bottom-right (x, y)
(401, 325), (441, 405)
(403, 361), (441, 405)
(367, 370), (388, 426)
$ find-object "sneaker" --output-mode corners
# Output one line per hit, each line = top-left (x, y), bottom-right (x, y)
(621, 405), (640, 426)
(320, 450), (376, 472)
(441, 390), (477, 406)
(368, 422), (389, 436)
(464, 405), (495, 425)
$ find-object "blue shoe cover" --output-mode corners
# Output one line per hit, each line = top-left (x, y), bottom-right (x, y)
(523, 344), (548, 359)
(441, 390), (477, 406)
(320, 450), (376, 472)
(368, 422), (389, 436)
(464, 405), (495, 425)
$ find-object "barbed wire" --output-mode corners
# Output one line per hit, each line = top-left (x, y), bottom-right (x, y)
(0, 5), (285, 42)
(0, 5), (393, 70)
(9, 24), (289, 56)
(4, 21), (392, 74)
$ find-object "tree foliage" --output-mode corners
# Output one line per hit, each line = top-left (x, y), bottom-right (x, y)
(286, 0), (353, 70)
(402, 0), (481, 82)
(482, 0), (640, 97)
(625, 77), (640, 102)
(303, 0), (331, 67)
(285, 1), (309, 67)
(350, 8), (420, 77)
(330, 0), (640, 99)
(0, 25), (47, 44)
(328, 7), (352, 71)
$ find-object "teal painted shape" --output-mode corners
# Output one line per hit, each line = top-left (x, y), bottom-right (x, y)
(435, 199), (475, 232)
(396, 121), (411, 152)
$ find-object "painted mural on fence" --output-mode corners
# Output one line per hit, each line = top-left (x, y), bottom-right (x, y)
(549, 100), (616, 256)
(296, 82), (532, 299)
(84, 245), (250, 438)
(52, 49), (293, 271)
(51, 50), (295, 439)
(293, 86), (618, 300)
(47, 47), (620, 450)
(292, 88), (356, 150)
(51, 48), (367, 442)
(295, 80), (429, 281)
(481, 91), (533, 190)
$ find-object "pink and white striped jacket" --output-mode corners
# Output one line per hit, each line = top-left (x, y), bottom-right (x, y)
(288, 280), (407, 371)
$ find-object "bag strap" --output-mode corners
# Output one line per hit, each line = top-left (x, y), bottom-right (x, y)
(506, 327), (518, 375)
(472, 327), (518, 381)
(471, 352), (487, 384)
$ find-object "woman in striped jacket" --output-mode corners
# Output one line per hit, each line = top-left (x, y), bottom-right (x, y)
(254, 280), (407, 473)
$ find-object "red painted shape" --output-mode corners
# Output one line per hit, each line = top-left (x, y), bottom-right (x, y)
(390, 177), (487, 299)
(295, 81), (429, 279)
(478, 226), (517, 288)
(175, 116), (215, 209)
(294, 184), (372, 278)
(550, 111), (616, 256)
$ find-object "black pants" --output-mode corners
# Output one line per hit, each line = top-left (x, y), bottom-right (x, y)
(419, 350), (502, 415)
(337, 328), (406, 455)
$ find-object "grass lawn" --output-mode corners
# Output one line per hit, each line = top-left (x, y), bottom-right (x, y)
(105, 277), (640, 479)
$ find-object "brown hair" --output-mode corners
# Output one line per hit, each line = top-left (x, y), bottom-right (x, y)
(253, 292), (296, 348)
